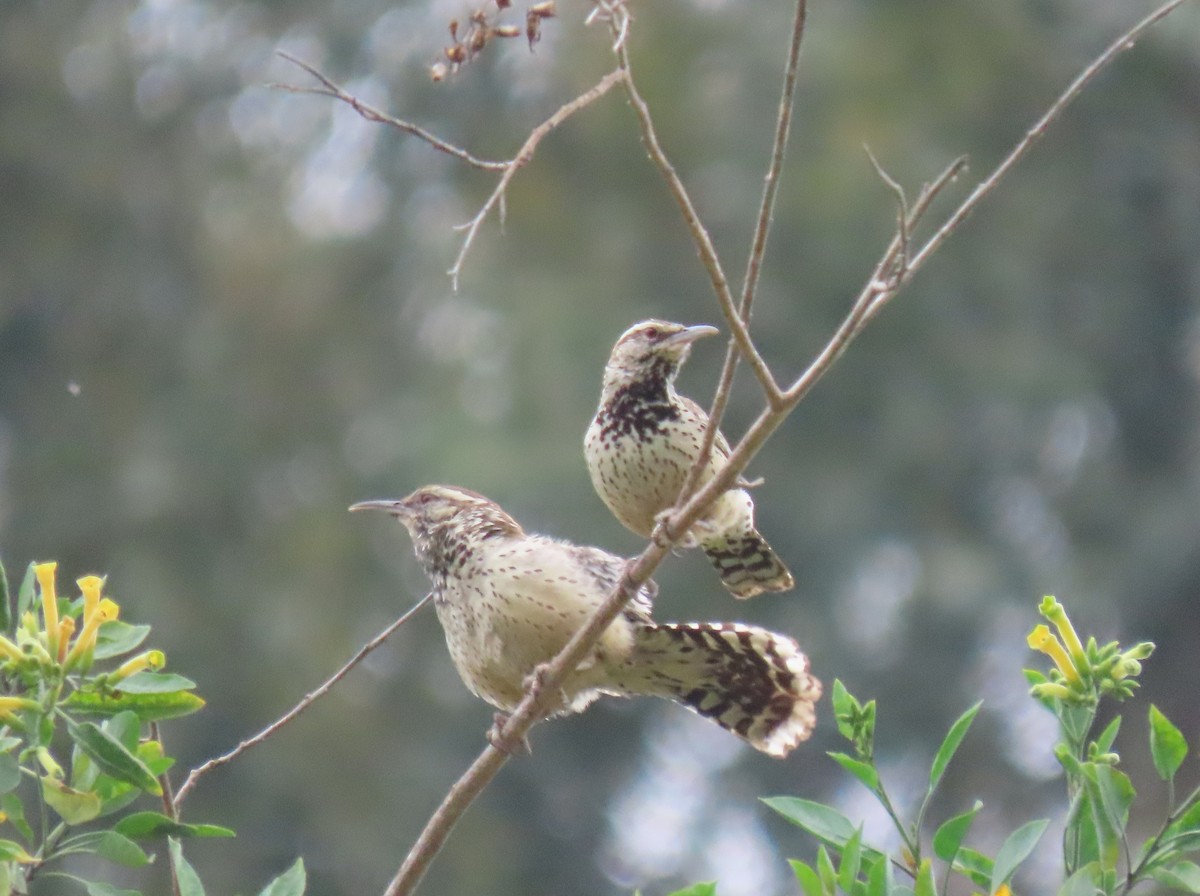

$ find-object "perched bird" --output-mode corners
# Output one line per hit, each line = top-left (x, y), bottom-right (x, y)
(351, 485), (820, 757)
(585, 319), (794, 598)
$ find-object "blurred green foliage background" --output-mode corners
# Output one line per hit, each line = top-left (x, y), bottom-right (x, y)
(1, 0), (1198, 893)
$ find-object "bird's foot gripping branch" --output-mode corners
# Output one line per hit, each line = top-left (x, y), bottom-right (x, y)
(750, 597), (1200, 896)
(0, 559), (303, 896)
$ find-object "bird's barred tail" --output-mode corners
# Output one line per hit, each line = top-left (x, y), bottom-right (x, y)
(622, 622), (821, 757)
(701, 529), (794, 599)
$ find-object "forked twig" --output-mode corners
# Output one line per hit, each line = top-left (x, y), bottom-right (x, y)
(275, 51), (623, 290)
(173, 593), (433, 808)
(274, 53), (507, 171)
(864, 144), (911, 280)
(447, 68), (624, 289)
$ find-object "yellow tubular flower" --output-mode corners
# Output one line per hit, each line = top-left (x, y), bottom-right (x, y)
(34, 562), (60, 656)
(0, 697), (39, 723)
(1028, 624), (1080, 683)
(1039, 596), (1087, 670)
(77, 575), (104, 620)
(65, 579), (111, 671)
(111, 650), (165, 682)
(0, 634), (23, 663)
(56, 618), (75, 663)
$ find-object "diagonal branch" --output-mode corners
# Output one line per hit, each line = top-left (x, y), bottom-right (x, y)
(603, 1), (785, 406)
(681, 0), (809, 510)
(275, 53), (623, 291)
(173, 593), (433, 809)
(447, 68), (624, 289)
(274, 53), (507, 171)
(899, 0), (1189, 292)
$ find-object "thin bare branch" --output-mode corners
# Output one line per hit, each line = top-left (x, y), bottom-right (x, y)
(448, 68), (624, 289)
(608, 9), (784, 406)
(860, 156), (967, 321)
(864, 144), (911, 277)
(274, 53), (507, 171)
(173, 593), (433, 809)
(904, 0), (1189, 282)
(680, 0), (808, 514)
(787, 0), (1186, 403)
(740, 0), (808, 322)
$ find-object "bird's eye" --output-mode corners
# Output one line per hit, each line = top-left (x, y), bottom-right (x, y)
(643, 327), (659, 340)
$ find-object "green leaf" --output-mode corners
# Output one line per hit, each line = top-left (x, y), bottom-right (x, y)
(990, 818), (1049, 894)
(838, 827), (863, 894)
(664, 885), (714, 896)
(258, 858), (306, 896)
(1057, 863), (1103, 896)
(953, 847), (993, 889)
(1150, 705), (1189, 782)
(1094, 765), (1135, 831)
(829, 752), (880, 793)
(42, 776), (103, 824)
(114, 672), (197, 695)
(67, 720), (161, 795)
(914, 859), (936, 896)
(2, 793), (32, 841)
(104, 710), (141, 751)
(169, 837), (206, 896)
(933, 800), (983, 862)
(16, 563), (36, 621)
(93, 622), (151, 660)
(64, 689), (206, 722)
(1068, 787), (1103, 868)
(59, 829), (151, 867)
(1165, 800), (1200, 842)
(1079, 764), (1134, 870)
(929, 702), (981, 792)
(1150, 861), (1200, 893)
(115, 811), (235, 840)
(864, 853), (889, 896)
(1060, 705), (1097, 746)
(97, 830), (152, 867)
(1092, 716), (1121, 756)
(0, 838), (36, 863)
(790, 860), (826, 896)
(817, 845), (837, 894)
(0, 752), (21, 794)
(763, 797), (857, 847)
(832, 680), (858, 738)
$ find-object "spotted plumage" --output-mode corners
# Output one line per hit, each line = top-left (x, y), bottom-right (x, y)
(352, 485), (820, 756)
(585, 320), (795, 598)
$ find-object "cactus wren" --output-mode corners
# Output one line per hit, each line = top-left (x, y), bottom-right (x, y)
(352, 485), (820, 756)
(585, 319), (795, 598)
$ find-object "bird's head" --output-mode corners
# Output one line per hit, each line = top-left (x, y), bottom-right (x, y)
(351, 485), (523, 570)
(602, 319), (718, 390)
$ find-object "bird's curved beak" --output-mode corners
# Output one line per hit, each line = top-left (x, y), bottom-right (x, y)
(349, 499), (406, 515)
(663, 324), (719, 347)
